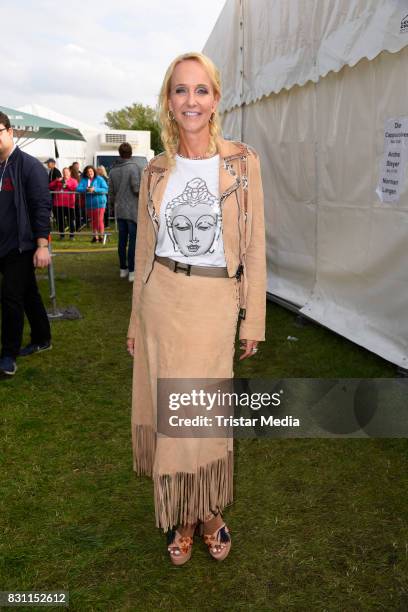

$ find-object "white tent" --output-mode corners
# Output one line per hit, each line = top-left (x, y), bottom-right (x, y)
(17, 104), (99, 169)
(204, 0), (408, 369)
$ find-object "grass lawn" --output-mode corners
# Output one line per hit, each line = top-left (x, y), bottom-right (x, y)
(0, 247), (407, 611)
(49, 227), (118, 252)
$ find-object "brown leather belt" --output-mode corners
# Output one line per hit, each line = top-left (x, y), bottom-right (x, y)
(154, 255), (229, 278)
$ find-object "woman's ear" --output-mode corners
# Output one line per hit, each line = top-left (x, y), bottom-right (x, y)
(211, 94), (220, 114)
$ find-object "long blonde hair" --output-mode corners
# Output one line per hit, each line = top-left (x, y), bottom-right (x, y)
(158, 52), (222, 164)
(96, 165), (108, 179)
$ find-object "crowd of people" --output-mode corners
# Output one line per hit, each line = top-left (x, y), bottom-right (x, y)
(47, 159), (111, 243)
(45, 145), (140, 281)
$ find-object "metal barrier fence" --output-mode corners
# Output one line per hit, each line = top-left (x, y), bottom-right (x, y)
(45, 239), (82, 320)
(49, 190), (114, 244)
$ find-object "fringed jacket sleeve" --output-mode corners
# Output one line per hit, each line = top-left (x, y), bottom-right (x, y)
(127, 167), (150, 339)
(238, 149), (266, 342)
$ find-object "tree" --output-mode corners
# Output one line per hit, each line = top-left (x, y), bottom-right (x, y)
(105, 103), (163, 154)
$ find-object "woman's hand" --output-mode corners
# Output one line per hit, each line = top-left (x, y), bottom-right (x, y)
(239, 339), (259, 360)
(127, 338), (135, 357)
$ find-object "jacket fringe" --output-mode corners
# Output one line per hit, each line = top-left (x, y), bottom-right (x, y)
(132, 424), (156, 476)
(153, 451), (233, 532)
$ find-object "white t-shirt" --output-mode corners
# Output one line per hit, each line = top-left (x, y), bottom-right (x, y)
(155, 154), (227, 267)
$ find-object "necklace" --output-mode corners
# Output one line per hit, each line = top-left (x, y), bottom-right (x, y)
(177, 151), (217, 160)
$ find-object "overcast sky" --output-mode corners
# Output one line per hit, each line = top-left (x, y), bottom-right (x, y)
(2, 0), (226, 127)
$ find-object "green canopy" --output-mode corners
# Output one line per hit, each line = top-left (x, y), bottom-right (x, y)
(0, 105), (86, 141)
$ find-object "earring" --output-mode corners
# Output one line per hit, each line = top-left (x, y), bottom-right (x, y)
(209, 112), (215, 123)
(168, 110), (175, 122)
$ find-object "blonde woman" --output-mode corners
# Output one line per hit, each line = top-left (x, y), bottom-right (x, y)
(127, 52), (266, 565)
(96, 165), (111, 228)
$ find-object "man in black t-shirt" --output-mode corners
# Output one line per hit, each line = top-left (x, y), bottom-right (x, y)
(0, 112), (52, 376)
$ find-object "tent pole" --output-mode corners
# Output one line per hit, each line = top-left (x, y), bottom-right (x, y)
(239, 0), (245, 141)
(47, 240), (64, 320)
(17, 137), (38, 149)
(15, 127), (56, 149)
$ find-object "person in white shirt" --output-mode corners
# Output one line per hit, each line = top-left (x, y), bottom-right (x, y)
(126, 52), (266, 565)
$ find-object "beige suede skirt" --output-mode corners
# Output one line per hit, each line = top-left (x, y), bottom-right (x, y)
(131, 259), (240, 531)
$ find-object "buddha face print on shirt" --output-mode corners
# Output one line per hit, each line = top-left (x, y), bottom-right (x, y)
(165, 177), (222, 257)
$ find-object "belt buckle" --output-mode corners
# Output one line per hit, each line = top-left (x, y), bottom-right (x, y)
(174, 261), (191, 276)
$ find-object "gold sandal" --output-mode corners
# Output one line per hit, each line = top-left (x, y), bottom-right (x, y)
(167, 528), (194, 566)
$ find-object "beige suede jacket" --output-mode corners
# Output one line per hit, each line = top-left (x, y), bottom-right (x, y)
(127, 137), (266, 341)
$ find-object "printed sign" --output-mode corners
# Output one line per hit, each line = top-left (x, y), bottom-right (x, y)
(376, 117), (408, 203)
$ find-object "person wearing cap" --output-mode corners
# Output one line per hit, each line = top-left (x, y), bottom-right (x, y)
(45, 158), (61, 183)
(0, 111), (52, 376)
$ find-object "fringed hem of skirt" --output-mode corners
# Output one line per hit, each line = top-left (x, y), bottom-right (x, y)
(132, 424), (156, 476)
(153, 451), (234, 532)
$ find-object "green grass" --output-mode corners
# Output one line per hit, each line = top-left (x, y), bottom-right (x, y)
(50, 227), (118, 251)
(0, 252), (407, 611)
